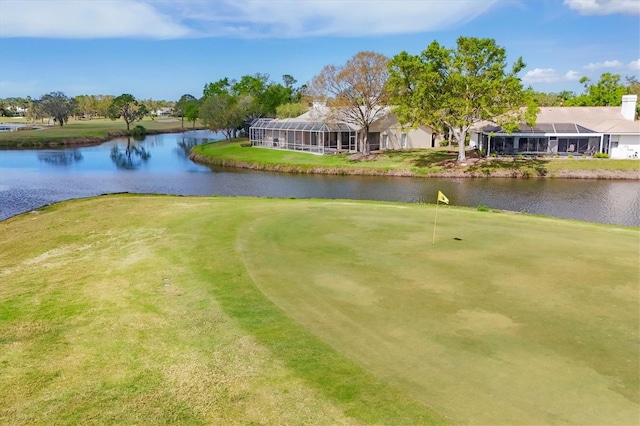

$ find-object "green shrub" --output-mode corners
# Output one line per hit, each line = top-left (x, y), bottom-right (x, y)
(130, 125), (146, 139)
(568, 154), (574, 159)
(240, 142), (251, 147)
(476, 149), (486, 157)
(439, 140), (449, 147)
(477, 205), (490, 212)
(594, 152), (610, 158)
(490, 153), (498, 158)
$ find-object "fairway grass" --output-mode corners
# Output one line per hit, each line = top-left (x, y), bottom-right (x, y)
(1, 196), (638, 424)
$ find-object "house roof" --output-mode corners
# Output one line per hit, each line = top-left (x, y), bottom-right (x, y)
(477, 105), (640, 135)
(251, 105), (392, 132)
(251, 117), (356, 132)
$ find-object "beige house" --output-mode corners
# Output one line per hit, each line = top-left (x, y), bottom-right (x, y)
(471, 95), (640, 159)
(249, 102), (437, 154)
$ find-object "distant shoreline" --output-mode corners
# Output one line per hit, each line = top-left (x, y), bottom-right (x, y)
(0, 127), (197, 148)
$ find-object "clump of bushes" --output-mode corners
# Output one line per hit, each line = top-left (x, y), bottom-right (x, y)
(439, 140), (450, 147)
(130, 125), (147, 139)
(240, 142), (252, 147)
(477, 205), (490, 212)
(593, 152), (610, 158)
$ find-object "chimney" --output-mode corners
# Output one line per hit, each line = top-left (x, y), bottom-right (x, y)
(621, 95), (637, 121)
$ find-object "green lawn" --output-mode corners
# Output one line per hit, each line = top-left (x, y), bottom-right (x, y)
(1, 196), (637, 424)
(0, 117), (201, 146)
(192, 139), (457, 175)
(193, 139), (640, 177)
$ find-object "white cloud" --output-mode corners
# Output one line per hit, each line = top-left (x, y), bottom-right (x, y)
(629, 59), (640, 70)
(523, 68), (586, 84)
(563, 0), (640, 15)
(523, 68), (559, 83)
(0, 0), (500, 39)
(584, 60), (624, 70)
(0, 0), (195, 39)
(565, 70), (581, 80)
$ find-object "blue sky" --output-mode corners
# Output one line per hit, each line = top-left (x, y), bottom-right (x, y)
(0, 0), (638, 101)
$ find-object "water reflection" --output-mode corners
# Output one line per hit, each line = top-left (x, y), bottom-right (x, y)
(37, 150), (83, 166)
(110, 138), (151, 170)
(174, 136), (201, 159)
(0, 130), (638, 227)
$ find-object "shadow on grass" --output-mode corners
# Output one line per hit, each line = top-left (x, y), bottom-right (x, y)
(468, 158), (550, 177)
(382, 149), (458, 167)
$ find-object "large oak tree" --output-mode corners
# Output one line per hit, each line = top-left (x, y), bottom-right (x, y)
(388, 37), (533, 163)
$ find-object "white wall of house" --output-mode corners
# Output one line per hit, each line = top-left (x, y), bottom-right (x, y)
(609, 134), (640, 159)
(370, 114), (435, 150)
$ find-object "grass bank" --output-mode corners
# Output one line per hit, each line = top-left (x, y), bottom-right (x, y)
(0, 118), (203, 148)
(191, 139), (640, 179)
(1, 195), (638, 424)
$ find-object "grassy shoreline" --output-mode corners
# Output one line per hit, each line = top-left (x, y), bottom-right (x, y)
(191, 139), (640, 179)
(2, 195), (637, 424)
(0, 117), (203, 148)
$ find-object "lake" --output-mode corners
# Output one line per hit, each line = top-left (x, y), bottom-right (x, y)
(0, 130), (638, 226)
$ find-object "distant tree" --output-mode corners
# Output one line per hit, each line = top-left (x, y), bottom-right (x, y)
(75, 94), (98, 119)
(94, 95), (114, 118)
(203, 78), (231, 99)
(174, 94), (197, 128)
(566, 73), (626, 106)
(39, 91), (76, 126)
(624, 75), (640, 118)
(107, 94), (147, 130)
(143, 99), (163, 120)
(530, 90), (575, 107)
(276, 102), (307, 118)
(388, 37), (534, 163)
(282, 74), (297, 89)
(311, 51), (390, 154)
(184, 100), (200, 129)
(200, 94), (253, 140)
(259, 83), (294, 116)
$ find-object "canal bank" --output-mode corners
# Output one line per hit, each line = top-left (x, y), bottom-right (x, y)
(190, 139), (640, 180)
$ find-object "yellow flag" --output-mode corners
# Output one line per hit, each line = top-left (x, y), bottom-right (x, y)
(437, 191), (449, 205)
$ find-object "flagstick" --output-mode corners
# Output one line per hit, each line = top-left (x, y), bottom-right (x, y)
(432, 199), (439, 245)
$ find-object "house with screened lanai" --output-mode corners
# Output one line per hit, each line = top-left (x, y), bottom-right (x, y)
(249, 101), (439, 154)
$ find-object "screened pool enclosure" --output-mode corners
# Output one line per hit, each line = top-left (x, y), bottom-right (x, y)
(478, 122), (603, 156)
(249, 118), (360, 154)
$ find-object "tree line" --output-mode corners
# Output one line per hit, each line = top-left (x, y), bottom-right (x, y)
(2, 36), (638, 161)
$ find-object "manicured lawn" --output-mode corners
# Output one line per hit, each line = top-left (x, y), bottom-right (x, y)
(193, 139), (640, 177)
(1, 195), (638, 424)
(192, 139), (457, 175)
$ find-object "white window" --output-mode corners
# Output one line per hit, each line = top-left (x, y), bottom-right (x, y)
(401, 133), (407, 149)
(382, 134), (388, 149)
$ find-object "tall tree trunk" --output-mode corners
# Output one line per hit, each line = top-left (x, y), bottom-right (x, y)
(456, 128), (467, 163)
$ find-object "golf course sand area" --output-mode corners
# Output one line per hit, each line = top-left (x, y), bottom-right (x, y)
(1, 196), (638, 424)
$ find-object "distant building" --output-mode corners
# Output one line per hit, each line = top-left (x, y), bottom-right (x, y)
(152, 107), (173, 117)
(471, 95), (640, 159)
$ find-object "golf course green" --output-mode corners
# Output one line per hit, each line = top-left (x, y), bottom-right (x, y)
(1, 195), (638, 424)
